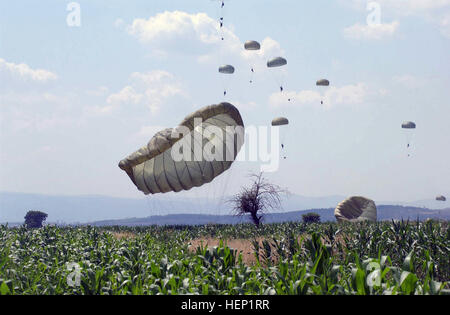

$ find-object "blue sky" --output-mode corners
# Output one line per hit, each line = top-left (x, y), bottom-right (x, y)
(1, 0), (449, 205)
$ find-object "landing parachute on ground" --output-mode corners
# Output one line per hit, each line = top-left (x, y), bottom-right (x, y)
(119, 102), (244, 195)
(334, 196), (377, 222)
(436, 195), (446, 201)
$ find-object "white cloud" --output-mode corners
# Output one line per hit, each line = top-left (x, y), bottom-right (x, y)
(0, 58), (57, 82)
(101, 70), (185, 115)
(126, 11), (284, 68)
(343, 21), (399, 40)
(127, 11), (222, 49)
(270, 83), (372, 108)
(107, 86), (143, 106)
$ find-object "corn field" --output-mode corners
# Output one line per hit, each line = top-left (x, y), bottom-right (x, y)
(0, 220), (448, 295)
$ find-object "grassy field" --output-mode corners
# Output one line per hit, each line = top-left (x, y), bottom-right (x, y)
(0, 220), (448, 295)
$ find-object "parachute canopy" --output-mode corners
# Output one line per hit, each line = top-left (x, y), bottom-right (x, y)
(334, 196), (377, 222)
(316, 79), (330, 86)
(219, 65), (235, 74)
(271, 117), (289, 126)
(402, 121), (416, 129)
(119, 103), (244, 195)
(244, 40), (260, 50)
(436, 195), (447, 201)
(267, 57), (287, 68)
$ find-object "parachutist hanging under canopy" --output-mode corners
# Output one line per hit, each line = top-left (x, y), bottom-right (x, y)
(321, 100), (323, 105)
(221, 1), (224, 8)
(251, 68), (254, 72)
(280, 86), (283, 92)
(281, 144), (284, 149)
(224, 90), (226, 96)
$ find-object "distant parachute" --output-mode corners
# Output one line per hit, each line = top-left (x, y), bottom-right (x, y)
(334, 196), (377, 222)
(271, 117), (289, 126)
(402, 121), (416, 129)
(271, 117), (289, 159)
(244, 40), (260, 83)
(316, 79), (330, 105)
(401, 121), (416, 156)
(436, 195), (447, 201)
(244, 40), (260, 50)
(316, 79), (330, 86)
(219, 64), (235, 74)
(267, 57), (288, 97)
(218, 65), (235, 96)
(119, 102), (244, 195)
(267, 57), (287, 68)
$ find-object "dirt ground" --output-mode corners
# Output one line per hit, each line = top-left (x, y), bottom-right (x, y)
(111, 231), (136, 240)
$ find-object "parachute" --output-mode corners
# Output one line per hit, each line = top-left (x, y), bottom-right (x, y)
(402, 121), (416, 129)
(119, 102), (244, 195)
(436, 195), (447, 201)
(271, 117), (289, 159)
(334, 196), (377, 222)
(218, 65), (235, 96)
(267, 57), (287, 68)
(316, 79), (330, 105)
(316, 79), (329, 86)
(244, 40), (260, 83)
(219, 64), (235, 74)
(267, 57), (288, 99)
(271, 117), (289, 126)
(244, 40), (261, 50)
(401, 121), (416, 156)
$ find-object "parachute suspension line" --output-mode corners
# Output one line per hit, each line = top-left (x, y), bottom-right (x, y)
(196, 117), (236, 216)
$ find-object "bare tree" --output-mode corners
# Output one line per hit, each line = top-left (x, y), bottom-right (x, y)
(229, 172), (287, 227)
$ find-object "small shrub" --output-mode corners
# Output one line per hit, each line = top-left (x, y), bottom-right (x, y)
(302, 212), (321, 224)
(24, 210), (48, 228)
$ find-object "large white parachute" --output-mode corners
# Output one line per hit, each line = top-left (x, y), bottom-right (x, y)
(119, 102), (244, 195)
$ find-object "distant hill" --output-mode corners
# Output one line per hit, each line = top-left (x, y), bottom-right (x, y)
(0, 191), (346, 224)
(1, 191), (448, 225)
(88, 205), (450, 226)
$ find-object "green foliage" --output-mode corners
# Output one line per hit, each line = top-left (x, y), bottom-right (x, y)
(0, 220), (448, 295)
(24, 211), (48, 228)
(302, 212), (321, 224)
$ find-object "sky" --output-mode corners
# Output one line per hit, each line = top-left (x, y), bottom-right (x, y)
(0, 0), (449, 205)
